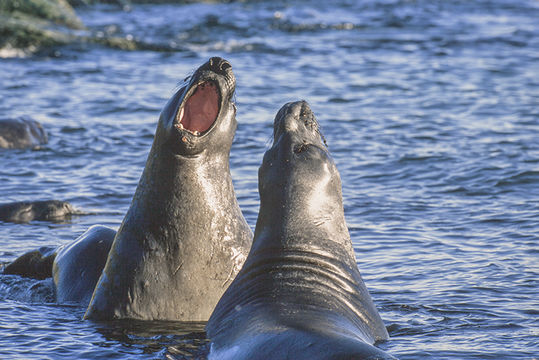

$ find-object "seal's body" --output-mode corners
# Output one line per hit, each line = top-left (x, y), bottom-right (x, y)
(53, 225), (116, 306)
(3, 246), (56, 279)
(85, 58), (252, 321)
(0, 117), (48, 149)
(207, 101), (393, 359)
(0, 200), (76, 223)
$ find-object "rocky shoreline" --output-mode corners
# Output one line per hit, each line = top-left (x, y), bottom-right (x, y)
(0, 0), (189, 57)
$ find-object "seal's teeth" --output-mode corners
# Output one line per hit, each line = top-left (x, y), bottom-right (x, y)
(179, 107), (185, 122)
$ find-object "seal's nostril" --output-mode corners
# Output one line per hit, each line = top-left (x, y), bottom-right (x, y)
(208, 57), (231, 74)
(220, 60), (232, 71)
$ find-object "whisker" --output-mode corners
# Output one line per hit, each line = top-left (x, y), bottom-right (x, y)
(173, 69), (196, 92)
(265, 134), (273, 148)
(317, 122), (328, 148)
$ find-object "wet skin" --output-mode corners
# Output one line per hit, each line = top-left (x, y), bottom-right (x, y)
(207, 101), (394, 360)
(84, 57), (252, 321)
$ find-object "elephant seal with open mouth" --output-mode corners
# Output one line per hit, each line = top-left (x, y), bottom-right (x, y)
(207, 101), (394, 359)
(85, 57), (252, 321)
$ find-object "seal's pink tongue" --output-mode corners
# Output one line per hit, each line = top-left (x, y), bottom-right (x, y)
(180, 82), (219, 133)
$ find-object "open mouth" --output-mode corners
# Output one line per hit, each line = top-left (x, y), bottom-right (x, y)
(176, 80), (220, 136)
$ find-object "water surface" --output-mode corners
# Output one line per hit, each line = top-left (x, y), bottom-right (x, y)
(1, 0), (538, 359)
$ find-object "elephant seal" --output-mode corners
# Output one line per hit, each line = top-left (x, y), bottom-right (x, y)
(0, 117), (48, 149)
(207, 101), (394, 360)
(85, 57), (252, 321)
(3, 246), (56, 279)
(0, 200), (78, 223)
(2, 226), (114, 306)
(53, 225), (115, 306)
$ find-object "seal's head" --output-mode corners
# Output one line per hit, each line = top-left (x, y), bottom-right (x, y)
(256, 101), (348, 246)
(159, 57), (237, 156)
(260, 100), (331, 197)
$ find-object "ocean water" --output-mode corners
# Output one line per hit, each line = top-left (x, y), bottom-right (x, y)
(0, 0), (538, 359)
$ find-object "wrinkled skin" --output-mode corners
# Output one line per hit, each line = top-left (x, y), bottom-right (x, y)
(85, 57), (252, 321)
(207, 101), (394, 360)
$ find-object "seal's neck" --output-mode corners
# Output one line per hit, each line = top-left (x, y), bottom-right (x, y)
(142, 140), (231, 201)
(252, 167), (352, 258)
(119, 135), (236, 244)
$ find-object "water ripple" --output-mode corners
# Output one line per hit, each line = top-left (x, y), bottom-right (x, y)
(0, 0), (537, 359)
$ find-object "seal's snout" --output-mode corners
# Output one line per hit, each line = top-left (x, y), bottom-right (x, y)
(208, 57), (232, 74)
(273, 101), (324, 147)
(298, 101), (316, 131)
(276, 101), (315, 132)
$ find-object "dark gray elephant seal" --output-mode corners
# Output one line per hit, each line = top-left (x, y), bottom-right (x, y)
(0, 200), (78, 223)
(207, 101), (394, 360)
(3, 246), (56, 279)
(53, 225), (115, 306)
(2, 225), (114, 307)
(0, 117), (48, 149)
(84, 57), (252, 321)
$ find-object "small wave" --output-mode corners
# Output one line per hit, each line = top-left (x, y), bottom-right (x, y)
(386, 322), (427, 337)
(440, 34), (530, 49)
(60, 126), (87, 134)
(271, 20), (361, 33)
(0, 276), (55, 303)
(495, 170), (539, 187)
(398, 154), (437, 163)
(328, 97), (355, 103)
(185, 39), (280, 54)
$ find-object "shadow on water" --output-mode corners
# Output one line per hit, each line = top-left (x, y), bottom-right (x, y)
(90, 319), (209, 359)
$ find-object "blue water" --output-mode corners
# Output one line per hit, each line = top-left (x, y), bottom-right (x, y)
(1, 0), (538, 358)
